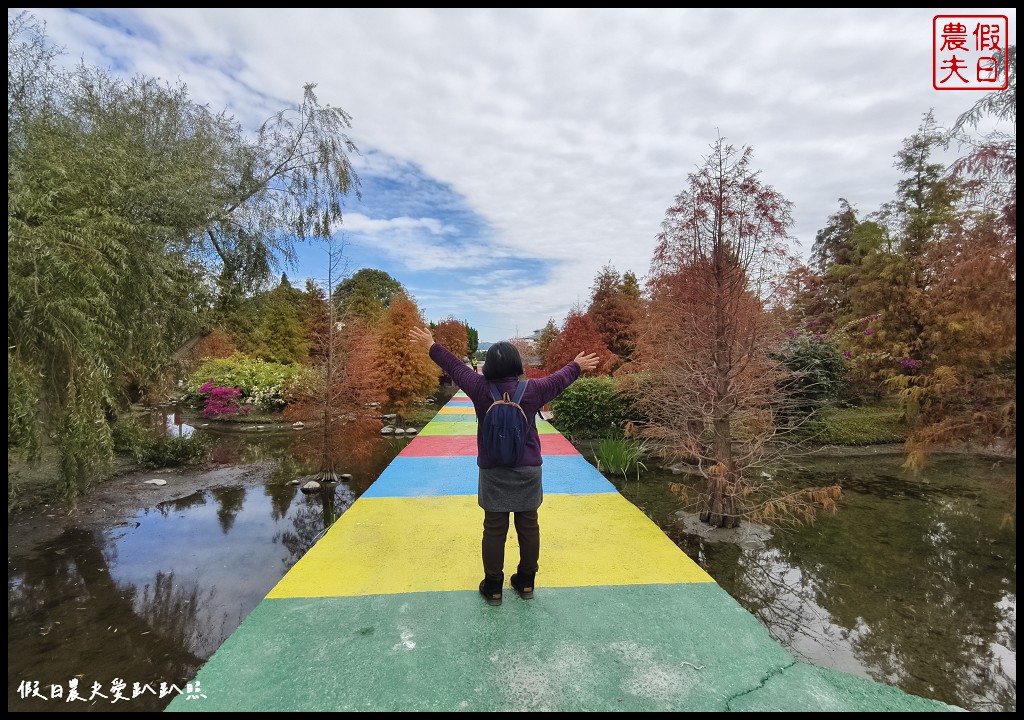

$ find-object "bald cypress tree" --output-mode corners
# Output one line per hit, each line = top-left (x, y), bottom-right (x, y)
(377, 294), (439, 422)
(630, 137), (840, 528)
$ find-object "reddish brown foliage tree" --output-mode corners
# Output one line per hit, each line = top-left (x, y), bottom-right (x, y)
(890, 212), (1016, 470)
(543, 310), (615, 374)
(377, 293), (439, 420)
(286, 327), (386, 480)
(586, 265), (642, 365)
(432, 316), (470, 359)
(628, 138), (840, 529)
(284, 325), (383, 422)
(534, 319), (560, 368)
(285, 294), (386, 479)
(285, 240), (387, 482)
(190, 328), (237, 363)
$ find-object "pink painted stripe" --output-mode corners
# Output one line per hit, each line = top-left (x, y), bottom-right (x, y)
(399, 433), (581, 458)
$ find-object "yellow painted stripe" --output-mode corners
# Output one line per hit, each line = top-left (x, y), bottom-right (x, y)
(437, 406), (476, 415)
(268, 494), (713, 599)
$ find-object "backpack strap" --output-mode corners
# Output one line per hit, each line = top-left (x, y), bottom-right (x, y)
(512, 379), (528, 404)
(489, 380), (529, 404)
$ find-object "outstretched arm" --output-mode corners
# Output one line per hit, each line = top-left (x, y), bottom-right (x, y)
(408, 326), (482, 394)
(530, 350), (601, 405)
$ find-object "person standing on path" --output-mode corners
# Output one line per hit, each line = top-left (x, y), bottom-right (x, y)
(409, 327), (599, 606)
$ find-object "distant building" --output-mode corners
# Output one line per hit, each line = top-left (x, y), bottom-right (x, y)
(509, 337), (540, 368)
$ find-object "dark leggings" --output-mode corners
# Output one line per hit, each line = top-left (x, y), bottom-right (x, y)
(482, 510), (539, 581)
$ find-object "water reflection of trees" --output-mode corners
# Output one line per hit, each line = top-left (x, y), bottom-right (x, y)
(8, 529), (204, 712)
(8, 422), (419, 712)
(269, 418), (407, 565)
(279, 485), (358, 567)
(708, 458), (1017, 712)
(203, 429), (314, 466)
(160, 490), (208, 513)
(290, 417), (405, 487)
(211, 486), (246, 533)
(132, 571), (237, 662)
(136, 571), (215, 655)
(264, 478), (297, 521)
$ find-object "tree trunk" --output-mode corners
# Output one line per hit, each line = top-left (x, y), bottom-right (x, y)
(704, 221), (740, 528)
(701, 417), (741, 528)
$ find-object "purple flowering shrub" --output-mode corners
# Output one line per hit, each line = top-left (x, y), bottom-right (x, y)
(898, 356), (923, 373)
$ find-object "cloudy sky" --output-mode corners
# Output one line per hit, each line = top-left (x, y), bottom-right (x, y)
(15, 8), (1016, 342)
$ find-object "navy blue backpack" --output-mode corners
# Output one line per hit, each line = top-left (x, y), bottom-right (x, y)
(480, 380), (531, 467)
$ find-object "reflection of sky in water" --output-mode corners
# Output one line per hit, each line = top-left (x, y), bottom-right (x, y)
(8, 412), (413, 712)
(727, 540), (1017, 711)
(105, 484), (345, 658)
(164, 412), (195, 438)
(737, 548), (874, 679)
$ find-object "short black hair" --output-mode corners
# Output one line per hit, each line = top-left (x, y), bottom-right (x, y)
(483, 341), (524, 380)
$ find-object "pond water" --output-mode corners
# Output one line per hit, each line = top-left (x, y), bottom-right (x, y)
(584, 446), (1017, 713)
(7, 418), (1016, 712)
(7, 415), (413, 713)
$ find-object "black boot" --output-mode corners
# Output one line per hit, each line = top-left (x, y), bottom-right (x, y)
(510, 570), (535, 600)
(479, 575), (503, 606)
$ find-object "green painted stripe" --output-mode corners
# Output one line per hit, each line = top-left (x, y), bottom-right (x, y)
(165, 584), (957, 712)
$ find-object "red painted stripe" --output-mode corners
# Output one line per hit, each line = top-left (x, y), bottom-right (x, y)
(399, 433), (580, 457)
(538, 434), (580, 455)
(399, 435), (477, 457)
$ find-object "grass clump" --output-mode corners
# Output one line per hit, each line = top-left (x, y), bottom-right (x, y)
(811, 403), (909, 445)
(112, 414), (210, 468)
(595, 436), (648, 479)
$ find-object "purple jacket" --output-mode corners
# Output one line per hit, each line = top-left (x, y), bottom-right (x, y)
(429, 343), (582, 469)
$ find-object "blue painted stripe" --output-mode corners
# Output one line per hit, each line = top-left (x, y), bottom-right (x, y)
(362, 455), (618, 498)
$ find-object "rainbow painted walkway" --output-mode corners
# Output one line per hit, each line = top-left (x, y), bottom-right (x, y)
(166, 391), (960, 712)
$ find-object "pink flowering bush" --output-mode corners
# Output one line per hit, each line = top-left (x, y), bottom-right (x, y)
(197, 381), (251, 418)
(184, 355), (302, 413)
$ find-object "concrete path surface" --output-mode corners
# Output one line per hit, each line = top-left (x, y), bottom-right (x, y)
(166, 392), (962, 712)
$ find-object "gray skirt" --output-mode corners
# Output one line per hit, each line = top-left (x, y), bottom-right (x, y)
(478, 465), (543, 513)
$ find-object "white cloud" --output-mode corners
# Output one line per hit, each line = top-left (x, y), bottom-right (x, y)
(18, 7), (1017, 341)
(340, 214), (456, 237)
